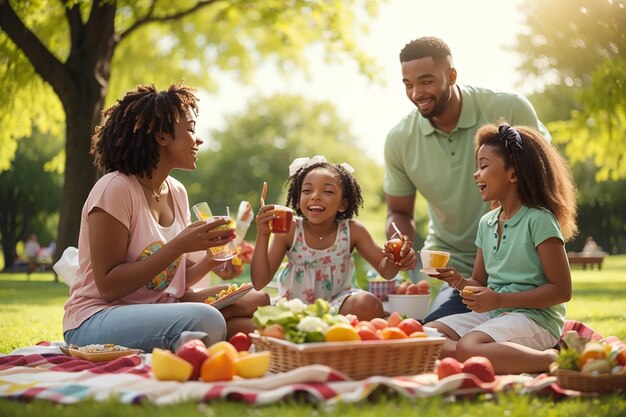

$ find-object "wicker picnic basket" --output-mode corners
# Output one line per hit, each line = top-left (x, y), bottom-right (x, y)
(554, 369), (626, 393)
(250, 333), (445, 380)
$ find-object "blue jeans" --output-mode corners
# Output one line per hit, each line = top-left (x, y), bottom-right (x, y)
(422, 284), (469, 323)
(64, 302), (227, 352)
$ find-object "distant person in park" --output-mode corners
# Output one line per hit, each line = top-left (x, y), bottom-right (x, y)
(383, 36), (551, 323)
(251, 155), (417, 320)
(582, 236), (599, 253)
(24, 233), (40, 275)
(63, 82), (269, 352)
(424, 123), (578, 374)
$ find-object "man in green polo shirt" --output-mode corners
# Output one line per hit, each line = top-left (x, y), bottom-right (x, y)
(384, 36), (550, 322)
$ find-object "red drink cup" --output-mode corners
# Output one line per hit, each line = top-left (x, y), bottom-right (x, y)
(386, 238), (404, 262)
(269, 206), (293, 234)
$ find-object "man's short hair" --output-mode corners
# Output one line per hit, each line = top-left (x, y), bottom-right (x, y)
(399, 36), (452, 65)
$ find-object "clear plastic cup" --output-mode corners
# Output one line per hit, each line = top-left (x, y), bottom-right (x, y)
(419, 249), (451, 274)
(192, 202), (238, 261)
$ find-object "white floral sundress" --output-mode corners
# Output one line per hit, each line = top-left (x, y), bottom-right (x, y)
(275, 217), (362, 310)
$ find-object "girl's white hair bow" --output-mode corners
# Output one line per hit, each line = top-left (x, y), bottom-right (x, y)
(288, 155), (355, 177)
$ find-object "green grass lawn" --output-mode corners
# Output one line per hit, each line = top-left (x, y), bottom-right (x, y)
(1, 256), (625, 415)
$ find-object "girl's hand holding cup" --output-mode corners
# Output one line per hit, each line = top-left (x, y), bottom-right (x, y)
(383, 235), (417, 269)
(427, 266), (464, 289)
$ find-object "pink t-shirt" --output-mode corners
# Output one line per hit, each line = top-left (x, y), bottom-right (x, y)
(63, 172), (192, 332)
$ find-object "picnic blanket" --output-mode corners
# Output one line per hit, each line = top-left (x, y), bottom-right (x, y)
(0, 345), (585, 405)
(0, 321), (608, 405)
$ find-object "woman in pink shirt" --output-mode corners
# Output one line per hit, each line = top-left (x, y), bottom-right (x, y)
(63, 83), (269, 352)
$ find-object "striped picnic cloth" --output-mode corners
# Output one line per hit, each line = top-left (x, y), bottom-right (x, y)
(0, 345), (580, 405)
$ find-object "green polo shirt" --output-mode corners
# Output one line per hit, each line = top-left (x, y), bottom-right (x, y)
(384, 84), (550, 275)
(476, 206), (566, 339)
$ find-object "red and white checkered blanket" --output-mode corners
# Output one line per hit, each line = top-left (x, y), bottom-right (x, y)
(0, 344), (586, 405)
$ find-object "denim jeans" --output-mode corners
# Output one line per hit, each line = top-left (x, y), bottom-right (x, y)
(64, 302), (227, 351)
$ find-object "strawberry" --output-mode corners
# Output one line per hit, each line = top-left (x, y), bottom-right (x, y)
(462, 356), (496, 383)
(437, 357), (463, 380)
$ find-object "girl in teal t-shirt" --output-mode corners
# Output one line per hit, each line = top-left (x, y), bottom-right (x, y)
(424, 123), (578, 374)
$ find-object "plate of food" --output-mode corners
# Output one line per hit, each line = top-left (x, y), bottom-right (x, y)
(205, 282), (254, 310)
(62, 343), (142, 362)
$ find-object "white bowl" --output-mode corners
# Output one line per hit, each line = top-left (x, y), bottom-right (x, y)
(387, 294), (431, 321)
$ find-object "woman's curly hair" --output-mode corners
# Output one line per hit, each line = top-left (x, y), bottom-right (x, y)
(91, 82), (199, 177)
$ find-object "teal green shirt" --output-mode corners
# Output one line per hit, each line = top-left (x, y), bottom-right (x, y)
(384, 84), (550, 275)
(476, 206), (566, 339)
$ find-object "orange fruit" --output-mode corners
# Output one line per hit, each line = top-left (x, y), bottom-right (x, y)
(578, 342), (607, 369)
(200, 350), (236, 382)
(235, 351), (271, 378)
(381, 327), (408, 340)
(409, 331), (428, 338)
(207, 341), (238, 361)
(325, 323), (360, 342)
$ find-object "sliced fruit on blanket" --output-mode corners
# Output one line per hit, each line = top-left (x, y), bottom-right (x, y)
(152, 348), (193, 382)
(235, 351), (271, 378)
(201, 350), (236, 382)
(229, 332), (252, 352)
(175, 339), (209, 381)
(207, 341), (238, 361)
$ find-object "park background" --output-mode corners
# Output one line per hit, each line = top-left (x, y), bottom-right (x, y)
(1, 0), (625, 275)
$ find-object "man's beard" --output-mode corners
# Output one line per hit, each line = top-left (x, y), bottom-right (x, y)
(417, 84), (453, 119)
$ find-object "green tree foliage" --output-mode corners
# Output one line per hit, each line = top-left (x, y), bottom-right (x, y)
(0, 0), (385, 260)
(173, 93), (388, 289)
(514, 0), (626, 180)
(174, 93), (386, 239)
(0, 130), (63, 270)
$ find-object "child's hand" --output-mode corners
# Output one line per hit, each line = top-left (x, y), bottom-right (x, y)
(174, 218), (235, 253)
(255, 204), (276, 238)
(383, 235), (417, 270)
(459, 286), (498, 313)
(213, 260), (244, 280)
(426, 267), (463, 288)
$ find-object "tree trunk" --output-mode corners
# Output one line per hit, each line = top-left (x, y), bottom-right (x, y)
(55, 95), (102, 266)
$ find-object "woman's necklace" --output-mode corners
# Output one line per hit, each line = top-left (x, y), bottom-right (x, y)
(140, 180), (165, 202)
(306, 222), (337, 241)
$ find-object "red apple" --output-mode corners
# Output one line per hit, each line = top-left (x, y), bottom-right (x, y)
(397, 318), (423, 336)
(229, 332), (252, 352)
(462, 356), (496, 383)
(175, 339), (209, 380)
(437, 357), (463, 380)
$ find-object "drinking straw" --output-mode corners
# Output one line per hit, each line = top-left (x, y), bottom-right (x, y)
(391, 222), (403, 238)
(260, 181), (267, 207)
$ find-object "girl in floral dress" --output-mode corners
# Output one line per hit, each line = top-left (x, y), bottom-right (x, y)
(251, 155), (417, 320)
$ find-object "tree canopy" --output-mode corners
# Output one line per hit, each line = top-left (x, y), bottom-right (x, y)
(514, 0), (626, 180)
(0, 0), (385, 259)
